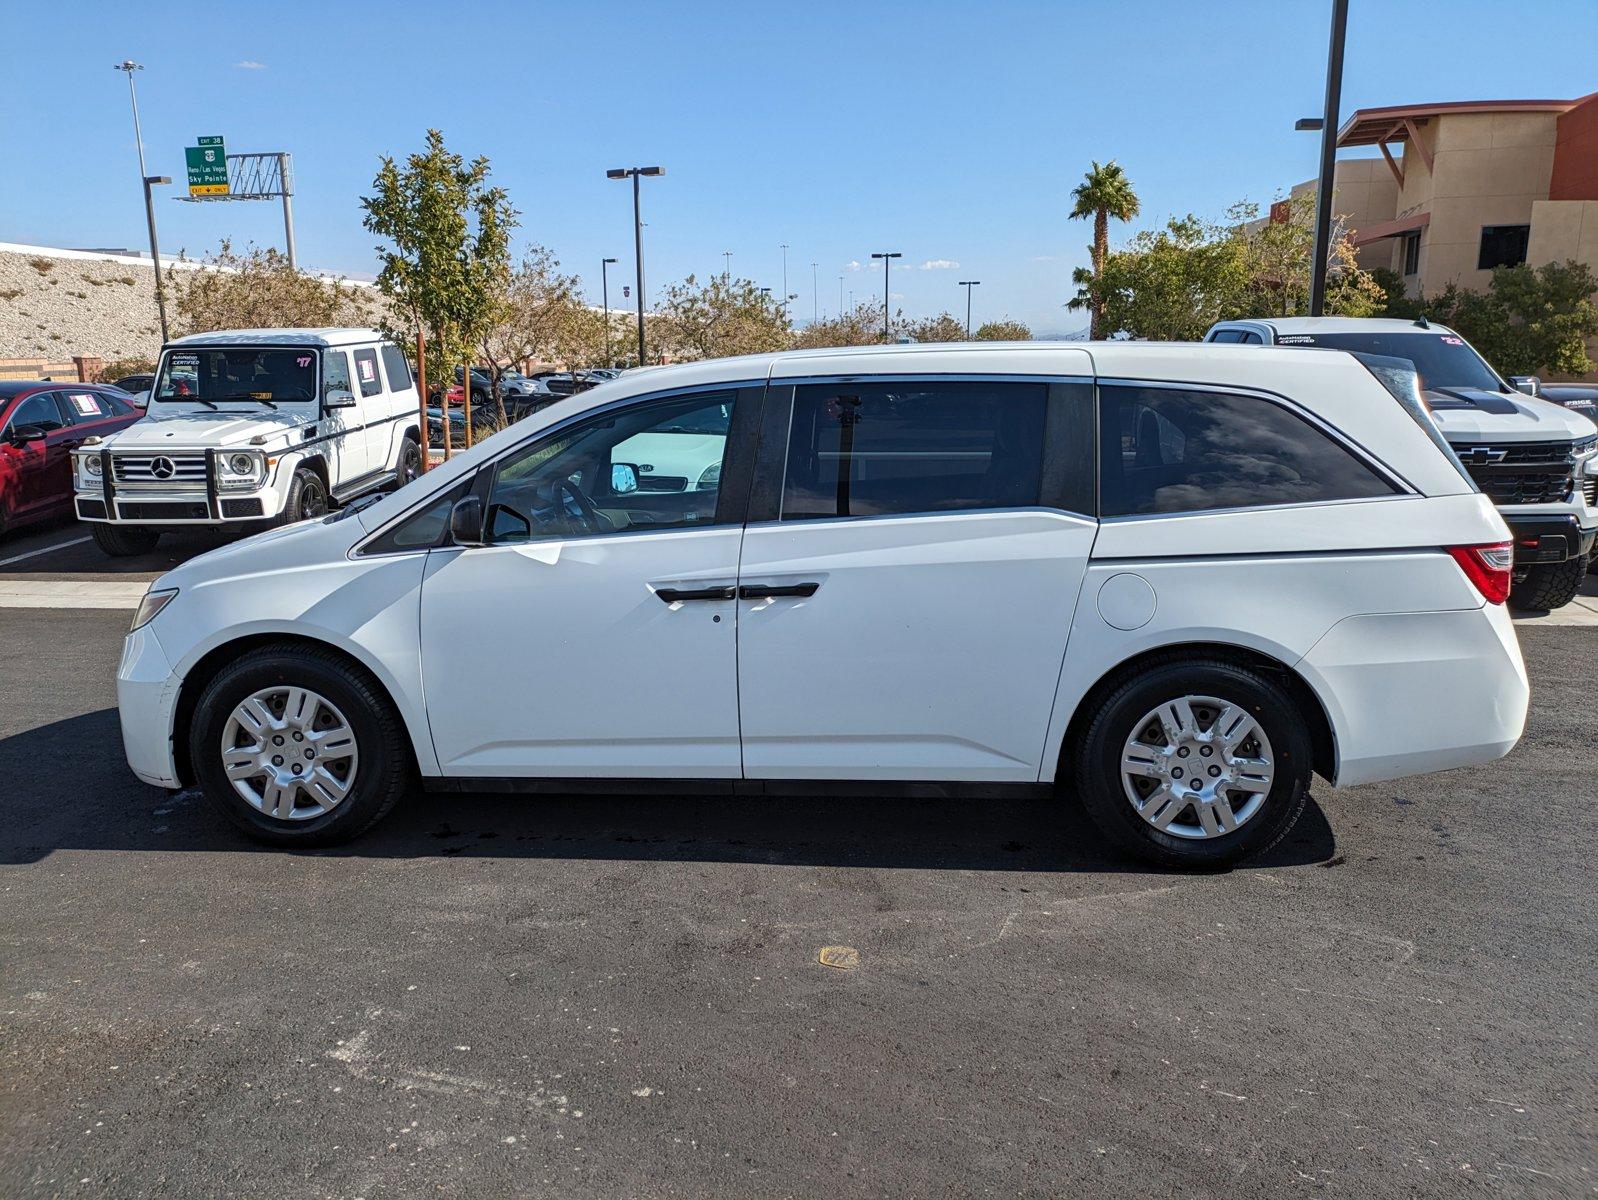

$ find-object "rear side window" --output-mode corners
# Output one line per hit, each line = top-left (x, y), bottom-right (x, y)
(1208, 329), (1244, 343)
(780, 381), (1047, 520)
(381, 344), (412, 391)
(1098, 384), (1399, 516)
(60, 390), (125, 422)
(353, 348), (383, 398)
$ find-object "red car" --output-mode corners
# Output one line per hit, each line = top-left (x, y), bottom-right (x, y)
(0, 382), (142, 538)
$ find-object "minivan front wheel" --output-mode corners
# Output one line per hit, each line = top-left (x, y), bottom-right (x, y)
(1074, 659), (1311, 868)
(190, 644), (411, 846)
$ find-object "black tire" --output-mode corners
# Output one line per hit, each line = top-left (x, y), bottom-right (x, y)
(1510, 557), (1586, 611)
(1073, 657), (1312, 869)
(189, 644), (412, 846)
(282, 465), (330, 524)
(395, 436), (423, 488)
(90, 522), (160, 557)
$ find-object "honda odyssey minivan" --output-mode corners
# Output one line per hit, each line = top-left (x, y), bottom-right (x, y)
(117, 342), (1529, 867)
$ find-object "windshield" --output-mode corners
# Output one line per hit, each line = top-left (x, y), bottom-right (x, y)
(154, 347), (318, 406)
(1276, 331), (1507, 393)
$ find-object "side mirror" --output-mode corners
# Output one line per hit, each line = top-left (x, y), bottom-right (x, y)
(6, 423), (47, 447)
(1509, 375), (1542, 397)
(610, 462), (640, 495)
(448, 496), (485, 547)
(324, 388), (358, 410)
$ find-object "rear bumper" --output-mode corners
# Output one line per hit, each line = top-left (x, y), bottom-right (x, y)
(1298, 603), (1528, 788)
(116, 624), (182, 788)
(1502, 513), (1596, 565)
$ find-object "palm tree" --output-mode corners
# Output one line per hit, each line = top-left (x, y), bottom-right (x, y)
(1069, 160), (1141, 339)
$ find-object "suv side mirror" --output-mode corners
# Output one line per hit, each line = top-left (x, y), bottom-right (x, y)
(610, 462), (640, 495)
(1509, 375), (1542, 397)
(324, 388), (358, 410)
(6, 423), (48, 447)
(448, 496), (485, 546)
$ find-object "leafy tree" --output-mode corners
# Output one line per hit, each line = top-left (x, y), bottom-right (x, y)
(1232, 193), (1380, 319)
(905, 312), (966, 342)
(95, 355), (157, 383)
(362, 129), (517, 451)
(1420, 261), (1598, 378)
(478, 247), (582, 422)
(173, 240), (375, 335)
(653, 274), (791, 360)
(974, 319), (1032, 341)
(791, 301), (897, 349)
(1068, 160), (1141, 338)
(1073, 214), (1247, 341)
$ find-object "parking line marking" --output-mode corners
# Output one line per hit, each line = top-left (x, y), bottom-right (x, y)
(0, 535), (92, 568)
(0, 580), (147, 609)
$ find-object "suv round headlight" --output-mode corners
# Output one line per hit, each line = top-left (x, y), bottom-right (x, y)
(85, 457), (103, 476)
(228, 453), (255, 475)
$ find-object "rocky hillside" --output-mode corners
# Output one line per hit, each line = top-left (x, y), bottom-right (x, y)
(0, 247), (166, 362)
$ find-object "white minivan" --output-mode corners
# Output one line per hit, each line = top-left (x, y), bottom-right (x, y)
(117, 343), (1529, 867)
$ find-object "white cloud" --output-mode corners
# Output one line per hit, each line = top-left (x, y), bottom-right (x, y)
(1029, 255), (1060, 263)
(234, 60), (267, 69)
(844, 259), (862, 272)
(918, 259), (959, 270)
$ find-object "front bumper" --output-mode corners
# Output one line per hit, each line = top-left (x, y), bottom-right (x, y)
(1502, 513), (1596, 566)
(117, 623), (183, 788)
(77, 447), (273, 525)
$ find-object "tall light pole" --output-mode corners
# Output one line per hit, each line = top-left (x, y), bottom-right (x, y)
(601, 256), (618, 367)
(722, 250), (733, 283)
(780, 243), (789, 316)
(870, 252), (901, 341)
(811, 262), (818, 324)
(607, 166), (664, 365)
(1308, 0), (1349, 317)
(114, 61), (169, 341)
(958, 280), (981, 338)
(838, 275), (845, 317)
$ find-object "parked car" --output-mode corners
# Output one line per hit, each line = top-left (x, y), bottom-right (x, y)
(534, 372), (600, 397)
(433, 367), (553, 408)
(1205, 317), (1598, 610)
(0, 382), (141, 538)
(112, 373), (155, 396)
(73, 329), (424, 557)
(118, 342), (1529, 867)
(426, 391), (556, 444)
(1538, 383), (1598, 417)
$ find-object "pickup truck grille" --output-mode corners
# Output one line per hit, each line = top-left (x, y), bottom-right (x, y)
(112, 453), (207, 483)
(1453, 440), (1578, 506)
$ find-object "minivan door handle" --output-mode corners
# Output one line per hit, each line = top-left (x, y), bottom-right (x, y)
(738, 582), (821, 600)
(653, 584), (736, 603)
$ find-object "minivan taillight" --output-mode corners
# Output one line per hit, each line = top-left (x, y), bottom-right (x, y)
(1447, 542), (1513, 604)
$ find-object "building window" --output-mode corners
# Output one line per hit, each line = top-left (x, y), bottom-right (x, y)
(1401, 230), (1421, 276)
(1477, 225), (1529, 271)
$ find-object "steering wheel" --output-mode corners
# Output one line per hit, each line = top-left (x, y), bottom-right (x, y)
(555, 478), (603, 535)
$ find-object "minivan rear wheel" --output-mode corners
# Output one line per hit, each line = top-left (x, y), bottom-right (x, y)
(1074, 659), (1312, 868)
(190, 644), (411, 846)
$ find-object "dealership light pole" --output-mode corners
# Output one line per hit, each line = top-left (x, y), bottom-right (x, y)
(607, 166), (664, 365)
(870, 252), (901, 341)
(114, 60), (169, 341)
(958, 280), (981, 338)
(811, 261), (818, 323)
(722, 250), (733, 283)
(780, 243), (789, 316)
(1307, 0), (1349, 316)
(601, 256), (618, 367)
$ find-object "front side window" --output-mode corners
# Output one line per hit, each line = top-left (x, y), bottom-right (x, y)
(154, 348), (317, 407)
(482, 390), (737, 544)
(4, 393), (66, 435)
(322, 350), (353, 401)
(1098, 384), (1398, 516)
(779, 380), (1046, 520)
(353, 348), (383, 398)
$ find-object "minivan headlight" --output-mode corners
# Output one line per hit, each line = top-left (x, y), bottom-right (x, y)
(131, 587), (178, 631)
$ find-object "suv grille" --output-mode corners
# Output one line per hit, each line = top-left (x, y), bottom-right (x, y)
(1453, 440), (1580, 506)
(112, 453), (207, 483)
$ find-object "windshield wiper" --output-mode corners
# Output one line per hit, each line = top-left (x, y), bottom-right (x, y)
(212, 394), (280, 409)
(157, 395), (218, 410)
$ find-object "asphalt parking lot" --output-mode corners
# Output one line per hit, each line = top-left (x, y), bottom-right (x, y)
(0, 524), (1594, 1197)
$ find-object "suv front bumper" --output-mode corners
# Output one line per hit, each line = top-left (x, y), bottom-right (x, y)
(1503, 513), (1596, 565)
(77, 448), (275, 525)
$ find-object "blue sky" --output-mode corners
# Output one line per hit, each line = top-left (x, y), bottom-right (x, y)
(5, 0), (1594, 335)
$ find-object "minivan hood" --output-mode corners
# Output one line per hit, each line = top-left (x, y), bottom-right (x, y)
(102, 408), (312, 450)
(1424, 388), (1598, 443)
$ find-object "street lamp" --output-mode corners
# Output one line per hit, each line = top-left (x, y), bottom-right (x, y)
(811, 262), (818, 324)
(114, 61), (170, 341)
(1306, 0), (1349, 316)
(780, 243), (789, 315)
(722, 250), (733, 283)
(870, 252), (901, 341)
(606, 166), (664, 365)
(958, 280), (981, 338)
(601, 256), (618, 367)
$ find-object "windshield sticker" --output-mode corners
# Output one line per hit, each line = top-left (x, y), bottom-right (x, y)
(68, 393), (102, 415)
(1440, 336), (1463, 345)
(1277, 334), (1315, 344)
(171, 353), (199, 369)
(297, 355), (314, 368)
(250, 391), (274, 400)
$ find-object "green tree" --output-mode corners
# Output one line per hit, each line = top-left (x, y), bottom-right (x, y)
(478, 247), (582, 422)
(361, 129), (517, 450)
(905, 312), (966, 342)
(173, 239), (375, 335)
(792, 301), (897, 349)
(973, 318), (1032, 341)
(653, 274), (792, 360)
(1232, 194), (1380, 319)
(1073, 214), (1248, 341)
(1430, 260), (1598, 377)
(1068, 160), (1141, 339)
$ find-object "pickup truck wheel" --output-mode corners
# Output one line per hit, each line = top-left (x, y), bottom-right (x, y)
(1510, 557), (1586, 611)
(90, 523), (159, 557)
(1074, 659), (1312, 869)
(283, 466), (329, 523)
(189, 644), (411, 846)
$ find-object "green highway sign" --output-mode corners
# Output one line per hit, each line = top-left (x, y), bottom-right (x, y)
(185, 137), (229, 196)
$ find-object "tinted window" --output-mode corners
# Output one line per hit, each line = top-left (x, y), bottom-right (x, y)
(1272, 330), (1505, 393)
(1239, 332), (1263, 345)
(780, 381), (1046, 520)
(322, 350), (353, 401)
(381, 344), (412, 391)
(155, 348), (317, 405)
(364, 479), (473, 554)
(1098, 384), (1398, 516)
(59, 389), (126, 422)
(1208, 329), (1244, 343)
(1478, 224), (1529, 271)
(483, 391), (737, 543)
(5, 393), (66, 433)
(352, 348), (383, 398)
